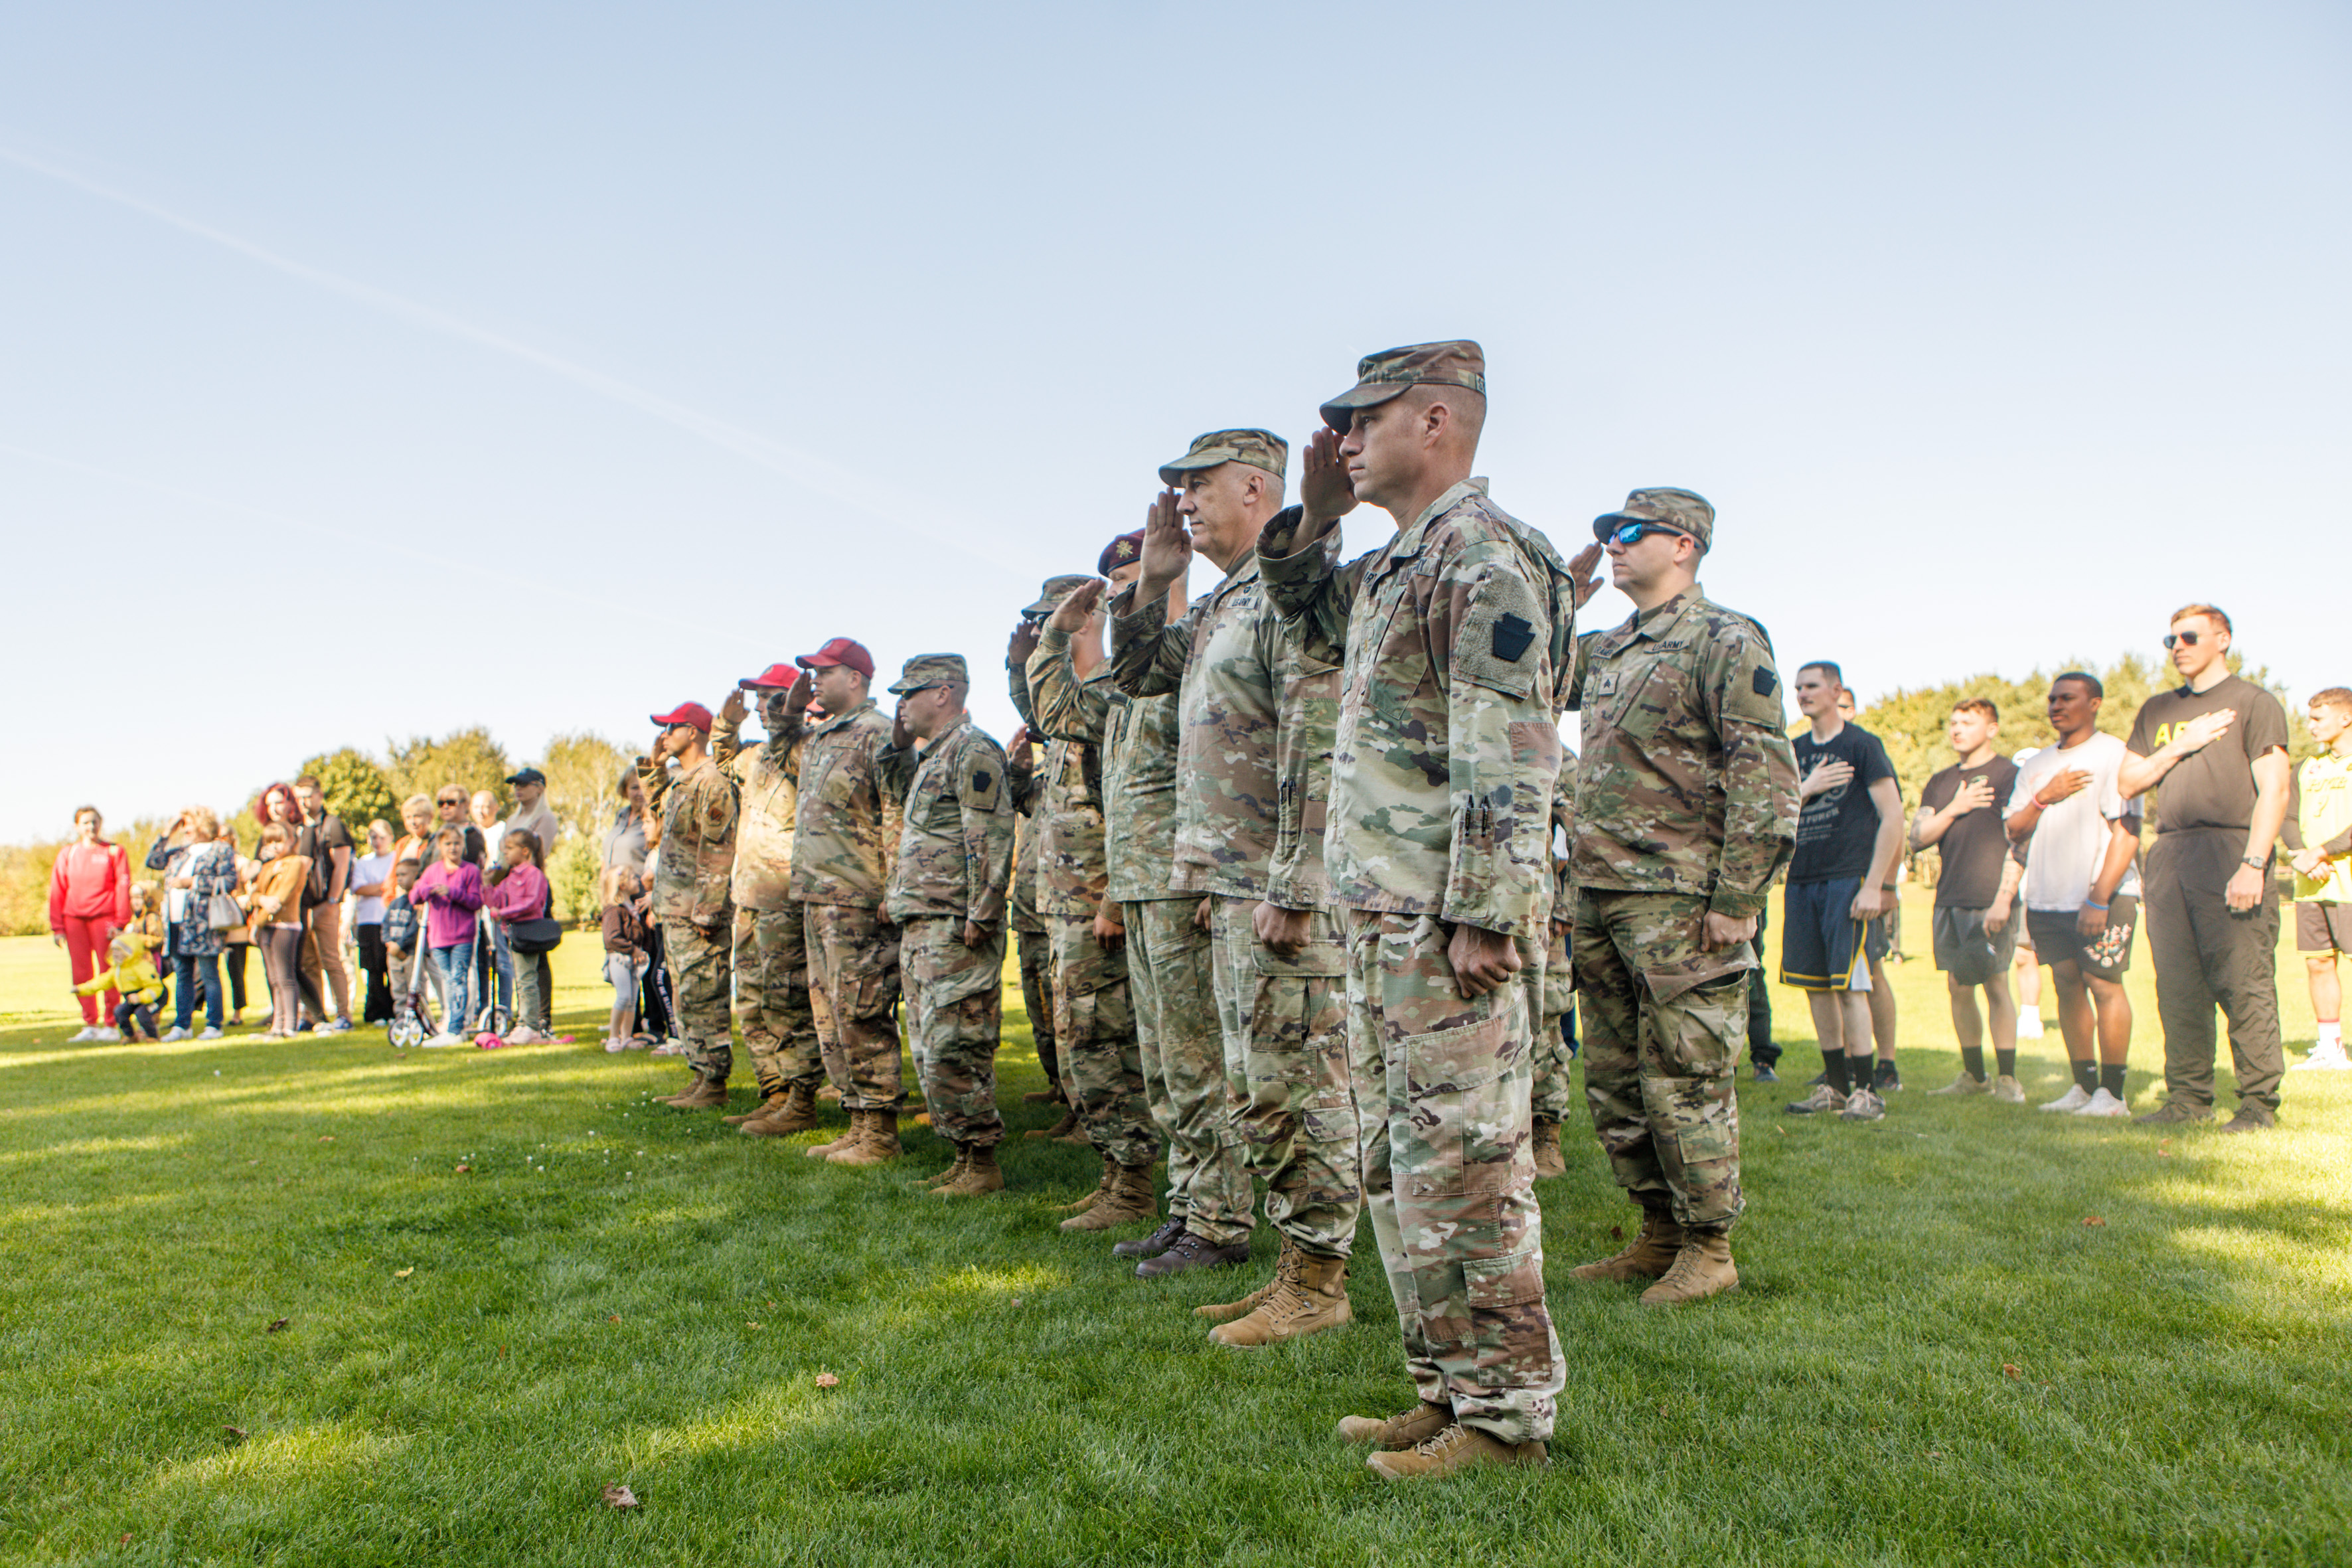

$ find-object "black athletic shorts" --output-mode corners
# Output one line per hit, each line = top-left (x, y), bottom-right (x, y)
(2296, 901), (2352, 955)
(1781, 877), (1882, 992)
(1932, 905), (2020, 987)
(2025, 896), (2138, 983)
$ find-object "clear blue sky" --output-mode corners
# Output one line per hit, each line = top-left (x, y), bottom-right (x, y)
(4, 1), (2346, 842)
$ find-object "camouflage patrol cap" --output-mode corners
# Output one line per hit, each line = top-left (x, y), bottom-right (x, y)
(1156, 428), (1289, 487)
(1593, 487), (1715, 552)
(1318, 341), (1486, 431)
(1020, 574), (1095, 619)
(888, 653), (971, 694)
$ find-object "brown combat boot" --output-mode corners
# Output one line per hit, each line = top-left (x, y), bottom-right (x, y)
(1569, 1205), (1684, 1282)
(1025, 1106), (1081, 1142)
(1532, 1117), (1567, 1179)
(724, 1091), (785, 1126)
(1058, 1160), (1154, 1232)
(935, 1143), (1004, 1197)
(805, 1109), (864, 1160)
(817, 1082), (843, 1102)
(1053, 1161), (1111, 1214)
(1020, 1086), (1065, 1105)
(667, 1076), (730, 1111)
(828, 1109), (902, 1167)
(1365, 1423), (1546, 1480)
(1336, 1400), (1453, 1450)
(1196, 1237), (1288, 1321)
(924, 1144), (972, 1188)
(742, 1082), (820, 1137)
(1210, 1249), (1352, 1347)
(1640, 1228), (1739, 1307)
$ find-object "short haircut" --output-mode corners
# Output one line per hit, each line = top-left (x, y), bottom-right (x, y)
(1952, 698), (1999, 723)
(2311, 686), (2352, 715)
(1798, 661), (1845, 688)
(260, 822), (292, 848)
(2169, 602), (2233, 635)
(503, 828), (542, 866)
(433, 825), (467, 851)
(394, 857), (422, 880)
(74, 805), (100, 824)
(403, 793), (433, 816)
(2053, 670), (2105, 700)
(294, 775), (322, 793)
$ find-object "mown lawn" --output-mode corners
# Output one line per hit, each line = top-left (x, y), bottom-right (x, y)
(1, 892), (2346, 1567)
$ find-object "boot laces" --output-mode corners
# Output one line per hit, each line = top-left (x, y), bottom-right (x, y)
(1407, 1423), (1470, 1459)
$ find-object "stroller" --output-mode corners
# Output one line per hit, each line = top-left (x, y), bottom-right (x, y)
(388, 907), (507, 1047)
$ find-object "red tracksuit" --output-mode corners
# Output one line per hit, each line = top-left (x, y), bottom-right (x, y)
(50, 840), (133, 1026)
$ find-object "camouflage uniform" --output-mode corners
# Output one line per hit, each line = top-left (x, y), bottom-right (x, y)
(639, 750), (740, 1086)
(715, 698), (821, 1097)
(1009, 775), (1059, 1090)
(1532, 757), (1577, 1123)
(880, 668), (1016, 1149)
(1567, 530), (1798, 1233)
(1261, 358), (1575, 1445)
(1111, 482), (1358, 1261)
(1022, 632), (1160, 1171)
(787, 698), (905, 1111)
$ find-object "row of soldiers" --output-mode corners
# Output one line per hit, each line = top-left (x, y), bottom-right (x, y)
(631, 340), (1802, 1480)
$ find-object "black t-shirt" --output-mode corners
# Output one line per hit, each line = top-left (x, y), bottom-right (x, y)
(1922, 755), (2020, 909)
(298, 813), (353, 907)
(1791, 724), (1898, 884)
(2126, 676), (2291, 834)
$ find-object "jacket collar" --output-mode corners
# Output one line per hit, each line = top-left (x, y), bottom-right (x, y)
(1381, 477), (1489, 568)
(1601, 583), (1707, 651)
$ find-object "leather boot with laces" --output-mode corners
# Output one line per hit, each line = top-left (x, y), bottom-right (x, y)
(744, 1081), (821, 1137)
(1639, 1227), (1739, 1307)
(1336, 1400), (1452, 1450)
(935, 1142), (1005, 1196)
(1026, 1106), (1081, 1141)
(828, 1109), (902, 1166)
(725, 1091), (787, 1126)
(1059, 1160), (1154, 1232)
(1113, 1216), (1186, 1260)
(667, 1075), (730, 1111)
(1196, 1237), (1289, 1321)
(805, 1109), (864, 1159)
(925, 1144), (972, 1188)
(1136, 1229), (1250, 1279)
(1210, 1249), (1352, 1346)
(1531, 1117), (1567, 1179)
(1366, 1422), (1546, 1480)
(1569, 1205), (1684, 1282)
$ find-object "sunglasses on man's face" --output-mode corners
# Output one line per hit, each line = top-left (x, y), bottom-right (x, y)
(2163, 631), (2207, 649)
(1599, 520), (1691, 548)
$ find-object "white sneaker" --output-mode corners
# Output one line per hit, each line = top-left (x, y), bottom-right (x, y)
(327, 1018), (354, 1034)
(420, 1032), (463, 1048)
(93, 1026), (124, 1043)
(160, 1026), (191, 1042)
(197, 1026), (222, 1041)
(68, 1026), (96, 1043)
(2075, 1087), (2130, 1117)
(2289, 1040), (2352, 1071)
(651, 1038), (689, 1058)
(2018, 1014), (2045, 1039)
(2039, 1083), (2092, 1113)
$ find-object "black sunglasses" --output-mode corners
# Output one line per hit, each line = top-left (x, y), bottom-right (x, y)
(2162, 631), (2208, 649)
(1597, 520), (1690, 548)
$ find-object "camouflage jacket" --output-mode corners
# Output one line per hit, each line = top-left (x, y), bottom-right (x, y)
(1549, 749), (1576, 931)
(637, 752), (738, 928)
(1018, 638), (1114, 921)
(879, 717), (1015, 926)
(1108, 558), (1341, 908)
(786, 700), (900, 909)
(1035, 623), (1187, 905)
(1567, 584), (1798, 918)
(712, 708), (800, 913)
(1258, 481), (1573, 939)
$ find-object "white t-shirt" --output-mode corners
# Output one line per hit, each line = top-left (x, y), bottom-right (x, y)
(2007, 733), (2142, 911)
(351, 851), (395, 924)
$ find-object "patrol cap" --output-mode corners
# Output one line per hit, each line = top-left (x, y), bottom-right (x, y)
(650, 702), (714, 732)
(505, 767), (546, 787)
(1157, 428), (1289, 487)
(740, 661), (802, 689)
(1318, 341), (1486, 431)
(1099, 531), (1144, 576)
(1021, 574), (1095, 619)
(1592, 487), (1715, 552)
(794, 637), (875, 679)
(888, 653), (970, 694)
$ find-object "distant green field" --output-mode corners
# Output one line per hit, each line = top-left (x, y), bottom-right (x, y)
(1, 898), (2345, 1567)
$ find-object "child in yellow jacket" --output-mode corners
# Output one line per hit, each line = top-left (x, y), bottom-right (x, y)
(77, 932), (166, 1042)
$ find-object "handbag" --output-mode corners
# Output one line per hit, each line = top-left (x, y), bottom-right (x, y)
(206, 891), (244, 931)
(507, 916), (564, 954)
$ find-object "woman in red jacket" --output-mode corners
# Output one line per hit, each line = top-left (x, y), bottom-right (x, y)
(50, 805), (133, 1041)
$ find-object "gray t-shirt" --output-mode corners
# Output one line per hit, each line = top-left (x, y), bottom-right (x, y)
(2008, 734), (2142, 911)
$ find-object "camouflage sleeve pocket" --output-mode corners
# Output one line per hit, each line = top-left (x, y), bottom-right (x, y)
(1454, 572), (1543, 699)
(1719, 647), (1786, 729)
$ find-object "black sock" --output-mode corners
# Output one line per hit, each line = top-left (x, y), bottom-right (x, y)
(2100, 1063), (2126, 1097)
(2073, 1059), (2099, 1093)
(1995, 1048), (2017, 1078)
(1825, 1053), (1852, 1094)
(1960, 1047), (1986, 1081)
(1849, 1055), (1875, 1094)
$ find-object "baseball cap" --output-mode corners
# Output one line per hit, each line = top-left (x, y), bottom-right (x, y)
(741, 661), (802, 689)
(1319, 341), (1486, 432)
(504, 767), (546, 787)
(1157, 428), (1289, 487)
(1592, 487), (1715, 552)
(650, 702), (714, 732)
(794, 637), (875, 679)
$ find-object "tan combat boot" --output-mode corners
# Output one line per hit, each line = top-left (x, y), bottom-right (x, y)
(1336, 1400), (1452, 1449)
(1365, 1423), (1546, 1480)
(924, 1145), (972, 1188)
(667, 1076), (730, 1111)
(828, 1109), (902, 1167)
(935, 1143), (1004, 1197)
(817, 1082), (843, 1102)
(1210, 1250), (1352, 1347)
(656, 1075), (705, 1106)
(1569, 1205), (1684, 1282)
(742, 1082), (820, 1137)
(1053, 1161), (1111, 1214)
(805, 1109), (864, 1160)
(1196, 1237), (1289, 1321)
(1025, 1106), (1081, 1142)
(724, 1091), (786, 1126)
(1532, 1117), (1567, 1179)
(1640, 1229), (1738, 1307)
(1058, 1160), (1154, 1233)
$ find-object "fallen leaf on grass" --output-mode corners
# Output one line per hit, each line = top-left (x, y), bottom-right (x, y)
(609, 1314), (621, 1323)
(2081, 1215), (2106, 1228)
(2001, 1363), (2021, 1379)
(394, 1267), (415, 1278)
(454, 1164), (472, 1173)
(1010, 1298), (1022, 1308)
(815, 1372), (840, 1388)
(746, 1322), (763, 1331)
(1609, 1225), (1624, 1242)
(267, 1318), (289, 1333)
(318, 1135), (335, 1142)
(1658, 1404), (1669, 1418)
(223, 1426), (248, 1443)
(121, 1535), (131, 1545)
(600, 1484), (639, 1510)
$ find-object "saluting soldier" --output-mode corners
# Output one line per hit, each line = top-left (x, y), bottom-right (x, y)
(1565, 489), (1798, 1305)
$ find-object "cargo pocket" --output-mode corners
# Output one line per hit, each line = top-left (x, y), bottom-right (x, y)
(1401, 1014), (1518, 1198)
(1462, 1247), (1553, 1374)
(1251, 937), (1344, 1054)
(1653, 972), (1747, 1075)
(1669, 1115), (1741, 1222)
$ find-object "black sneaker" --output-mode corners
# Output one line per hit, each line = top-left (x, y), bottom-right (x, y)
(1136, 1230), (1251, 1279)
(1752, 1063), (1780, 1084)
(1111, 1216), (1186, 1260)
(2219, 1109), (2276, 1135)
(2133, 1101), (2213, 1126)
(1874, 1060), (1903, 1094)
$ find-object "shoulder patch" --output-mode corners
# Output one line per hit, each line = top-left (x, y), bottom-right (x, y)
(1455, 570), (1543, 700)
(963, 747), (1003, 813)
(1722, 647), (1787, 728)
(1753, 665), (1776, 697)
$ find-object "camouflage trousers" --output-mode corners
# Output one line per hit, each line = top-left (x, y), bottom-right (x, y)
(806, 902), (903, 1112)
(1212, 895), (1360, 1260)
(1128, 898), (1251, 1245)
(661, 915), (736, 1086)
(1532, 915), (1575, 1123)
(1015, 921), (1059, 1089)
(733, 903), (821, 1096)
(1048, 912), (1159, 1170)
(901, 916), (1006, 1148)
(1346, 909), (1563, 1448)
(1573, 889), (1749, 1231)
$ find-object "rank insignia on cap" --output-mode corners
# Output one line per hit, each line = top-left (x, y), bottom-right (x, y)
(1753, 666), (1776, 696)
(1492, 613), (1534, 663)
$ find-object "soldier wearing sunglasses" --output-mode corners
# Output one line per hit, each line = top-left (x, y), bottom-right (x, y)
(2117, 602), (2292, 1131)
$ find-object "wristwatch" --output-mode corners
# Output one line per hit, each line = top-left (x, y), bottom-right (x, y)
(2241, 855), (2267, 870)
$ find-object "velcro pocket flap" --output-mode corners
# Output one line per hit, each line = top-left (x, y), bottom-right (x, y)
(1462, 1249), (1545, 1310)
(1403, 1013), (1511, 1096)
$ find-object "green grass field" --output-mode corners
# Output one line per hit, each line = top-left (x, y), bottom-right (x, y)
(2, 893), (2346, 1567)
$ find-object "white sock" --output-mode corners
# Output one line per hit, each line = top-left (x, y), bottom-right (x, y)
(2320, 1022), (2343, 1050)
